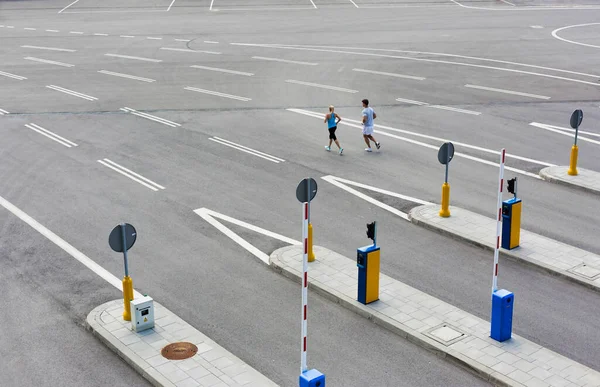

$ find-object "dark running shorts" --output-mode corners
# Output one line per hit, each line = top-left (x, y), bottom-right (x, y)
(328, 126), (337, 140)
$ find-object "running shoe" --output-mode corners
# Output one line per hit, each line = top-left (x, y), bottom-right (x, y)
(339, 148), (343, 155)
(365, 148), (372, 152)
(325, 146), (331, 151)
(376, 142), (381, 150)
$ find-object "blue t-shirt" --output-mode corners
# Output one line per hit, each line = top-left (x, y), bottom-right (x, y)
(362, 107), (374, 127)
(327, 113), (337, 128)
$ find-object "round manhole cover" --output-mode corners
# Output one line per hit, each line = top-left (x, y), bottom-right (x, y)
(161, 342), (198, 360)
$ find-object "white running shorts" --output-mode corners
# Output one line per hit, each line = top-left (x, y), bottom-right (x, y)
(362, 125), (374, 135)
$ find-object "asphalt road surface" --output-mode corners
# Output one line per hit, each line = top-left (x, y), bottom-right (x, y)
(1, 0), (600, 385)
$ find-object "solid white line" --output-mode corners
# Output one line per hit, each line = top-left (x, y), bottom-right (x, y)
(98, 159), (165, 191)
(24, 27), (37, 31)
(25, 57), (74, 67)
(213, 136), (285, 162)
(353, 68), (424, 80)
(552, 23), (600, 50)
(21, 45), (76, 52)
(120, 35), (135, 38)
(160, 47), (221, 54)
(0, 195), (142, 298)
(349, 0), (359, 8)
(94, 33), (108, 36)
(0, 71), (27, 80)
(25, 123), (78, 147)
(104, 53), (162, 62)
(204, 41), (219, 44)
(529, 122), (600, 138)
(325, 175), (431, 205)
(209, 138), (282, 163)
(0, 108), (9, 115)
(499, 0), (515, 5)
(190, 65), (253, 76)
(209, 0), (215, 10)
(428, 105), (481, 116)
(309, 0), (317, 8)
(529, 122), (600, 146)
(121, 107), (180, 127)
(250, 55), (318, 66)
(69, 31), (84, 34)
(58, 0), (81, 13)
(46, 29), (60, 32)
(194, 208), (300, 265)
(285, 79), (358, 93)
(98, 70), (155, 83)
(396, 97), (428, 105)
(167, 0), (176, 11)
(147, 37), (162, 40)
(175, 39), (191, 42)
(47, 85), (97, 101)
(184, 87), (251, 101)
(465, 84), (550, 100)
(102, 159), (165, 189)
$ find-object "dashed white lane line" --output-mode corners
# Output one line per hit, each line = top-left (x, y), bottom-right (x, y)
(0, 71), (27, 80)
(98, 70), (156, 83)
(21, 45), (76, 52)
(396, 97), (481, 115)
(70, 31), (84, 34)
(120, 35), (135, 38)
(104, 53), (162, 62)
(94, 33), (108, 36)
(250, 55), (318, 66)
(97, 158), (165, 191)
(24, 27), (37, 31)
(24, 123), (78, 148)
(0, 108), (11, 115)
(0, 195), (142, 298)
(208, 137), (285, 163)
(120, 107), (180, 127)
(25, 57), (74, 67)
(352, 68), (425, 80)
(175, 39), (191, 42)
(46, 29), (60, 33)
(204, 41), (219, 44)
(147, 37), (162, 40)
(6, 26), (14, 29)
(46, 85), (98, 101)
(160, 47), (221, 55)
(184, 87), (251, 101)
(190, 65), (253, 76)
(465, 84), (550, 100)
(285, 79), (358, 93)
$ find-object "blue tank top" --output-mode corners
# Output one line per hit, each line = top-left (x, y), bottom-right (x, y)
(327, 113), (337, 128)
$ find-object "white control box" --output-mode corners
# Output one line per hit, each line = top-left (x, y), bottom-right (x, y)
(130, 296), (155, 333)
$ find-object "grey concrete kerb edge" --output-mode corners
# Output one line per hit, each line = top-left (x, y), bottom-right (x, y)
(270, 246), (517, 387)
(540, 166), (600, 195)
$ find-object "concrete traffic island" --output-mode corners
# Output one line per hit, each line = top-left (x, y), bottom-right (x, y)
(271, 245), (600, 387)
(540, 166), (600, 195)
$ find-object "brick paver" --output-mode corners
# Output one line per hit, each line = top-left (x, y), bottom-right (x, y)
(540, 166), (600, 194)
(271, 245), (600, 387)
(409, 205), (600, 290)
(87, 300), (278, 387)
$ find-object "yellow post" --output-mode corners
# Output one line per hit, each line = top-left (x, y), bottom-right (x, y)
(567, 145), (578, 176)
(122, 276), (134, 321)
(308, 222), (315, 262)
(439, 182), (451, 217)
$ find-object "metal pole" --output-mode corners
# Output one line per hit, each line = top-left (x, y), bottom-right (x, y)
(307, 179), (311, 223)
(373, 221), (377, 247)
(444, 163), (449, 184)
(492, 149), (506, 296)
(301, 202), (309, 373)
(121, 223), (129, 277)
(574, 127), (579, 146)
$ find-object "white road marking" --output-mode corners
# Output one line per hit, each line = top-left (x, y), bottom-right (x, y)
(120, 107), (180, 127)
(529, 122), (600, 138)
(309, 0), (317, 8)
(322, 175), (432, 221)
(104, 53), (162, 62)
(0, 71), (27, 80)
(98, 70), (156, 83)
(46, 29), (60, 32)
(184, 87), (251, 101)
(204, 41), (219, 44)
(94, 33), (108, 36)
(97, 158), (165, 191)
(209, 137), (285, 163)
(499, 0), (515, 5)
(396, 97), (481, 115)
(190, 65), (253, 76)
(465, 84), (550, 100)
(175, 39), (191, 42)
(285, 79), (358, 93)
(349, 0), (359, 8)
(531, 25), (543, 29)
(46, 85), (98, 101)
(24, 27), (37, 31)
(250, 55), (318, 66)
(0, 108), (9, 115)
(194, 208), (300, 265)
(160, 47), (221, 54)
(120, 35), (135, 38)
(69, 31), (84, 34)
(210, 0), (215, 10)
(0, 195), (142, 298)
(24, 123), (78, 148)
(6, 26), (14, 29)
(147, 37), (162, 40)
(450, 0), (600, 10)
(552, 23), (600, 49)
(21, 45), (76, 52)
(529, 122), (600, 146)
(58, 0), (81, 13)
(167, 0), (176, 11)
(25, 57), (74, 67)
(287, 108), (548, 178)
(353, 68), (425, 80)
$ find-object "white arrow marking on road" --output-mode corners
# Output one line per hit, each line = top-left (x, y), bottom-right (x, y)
(529, 122), (600, 145)
(321, 175), (433, 221)
(194, 208), (300, 265)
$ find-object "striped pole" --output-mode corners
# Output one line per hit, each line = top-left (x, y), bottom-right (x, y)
(492, 148), (506, 296)
(301, 201), (309, 373)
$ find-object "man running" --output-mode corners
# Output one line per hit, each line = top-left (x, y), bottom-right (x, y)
(361, 99), (380, 152)
(324, 105), (343, 155)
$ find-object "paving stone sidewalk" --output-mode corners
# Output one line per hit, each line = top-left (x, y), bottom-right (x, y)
(86, 300), (279, 387)
(271, 245), (600, 387)
(540, 166), (600, 194)
(409, 205), (600, 291)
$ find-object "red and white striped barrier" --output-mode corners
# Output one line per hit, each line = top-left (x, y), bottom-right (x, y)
(301, 202), (308, 373)
(492, 148), (506, 295)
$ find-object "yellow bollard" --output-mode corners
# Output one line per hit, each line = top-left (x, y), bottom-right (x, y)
(567, 145), (578, 176)
(439, 182), (451, 217)
(122, 276), (134, 321)
(308, 222), (315, 262)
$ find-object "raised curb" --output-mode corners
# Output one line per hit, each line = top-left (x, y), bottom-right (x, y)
(408, 205), (600, 294)
(540, 166), (600, 195)
(270, 246), (518, 387)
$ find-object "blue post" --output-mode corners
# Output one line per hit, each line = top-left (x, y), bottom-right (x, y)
(490, 289), (514, 342)
(299, 369), (325, 387)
